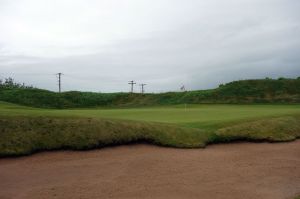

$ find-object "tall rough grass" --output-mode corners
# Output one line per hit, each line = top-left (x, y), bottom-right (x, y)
(1, 115), (299, 157)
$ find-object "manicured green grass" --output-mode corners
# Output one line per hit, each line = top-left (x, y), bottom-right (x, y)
(1, 102), (300, 129)
(0, 101), (300, 156)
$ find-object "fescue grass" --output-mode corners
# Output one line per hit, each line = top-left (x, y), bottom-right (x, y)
(0, 102), (300, 156)
(0, 116), (210, 156)
(215, 116), (300, 142)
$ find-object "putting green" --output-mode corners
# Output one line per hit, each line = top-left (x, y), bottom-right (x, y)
(1, 102), (300, 129)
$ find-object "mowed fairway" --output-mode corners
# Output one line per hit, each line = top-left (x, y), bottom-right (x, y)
(1, 102), (300, 129)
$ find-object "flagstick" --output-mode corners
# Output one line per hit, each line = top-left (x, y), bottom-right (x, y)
(180, 84), (187, 111)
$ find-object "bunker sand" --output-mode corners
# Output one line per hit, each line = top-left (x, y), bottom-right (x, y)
(0, 141), (299, 199)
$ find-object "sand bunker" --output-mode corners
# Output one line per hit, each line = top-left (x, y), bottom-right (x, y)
(0, 141), (299, 199)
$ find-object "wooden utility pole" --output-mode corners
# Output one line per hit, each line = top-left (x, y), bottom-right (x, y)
(140, 83), (146, 94)
(57, 73), (63, 93)
(128, 80), (136, 93)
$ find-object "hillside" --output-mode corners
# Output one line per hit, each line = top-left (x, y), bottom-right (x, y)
(0, 78), (299, 108)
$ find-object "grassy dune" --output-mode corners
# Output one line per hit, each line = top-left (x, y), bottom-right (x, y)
(1, 78), (300, 108)
(0, 102), (300, 156)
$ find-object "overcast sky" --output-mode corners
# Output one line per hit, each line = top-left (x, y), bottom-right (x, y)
(0, 0), (300, 92)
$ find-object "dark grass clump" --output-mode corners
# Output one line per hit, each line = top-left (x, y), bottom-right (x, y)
(294, 196), (300, 199)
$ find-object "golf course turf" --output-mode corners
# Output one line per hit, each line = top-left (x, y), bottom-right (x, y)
(1, 102), (299, 156)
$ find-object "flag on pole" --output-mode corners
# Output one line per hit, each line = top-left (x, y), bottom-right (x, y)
(180, 85), (186, 92)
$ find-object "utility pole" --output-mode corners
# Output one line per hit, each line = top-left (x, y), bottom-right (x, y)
(140, 83), (146, 94)
(56, 73), (63, 93)
(128, 80), (136, 93)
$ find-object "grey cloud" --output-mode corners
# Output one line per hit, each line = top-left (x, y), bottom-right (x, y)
(0, 0), (299, 92)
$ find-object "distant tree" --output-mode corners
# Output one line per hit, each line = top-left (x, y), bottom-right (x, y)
(0, 77), (33, 89)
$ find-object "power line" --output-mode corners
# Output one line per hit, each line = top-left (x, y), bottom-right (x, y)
(0, 73), (54, 76)
(0, 73), (155, 93)
(128, 80), (136, 93)
(140, 83), (146, 94)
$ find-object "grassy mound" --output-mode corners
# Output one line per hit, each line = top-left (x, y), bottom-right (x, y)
(0, 116), (208, 156)
(215, 116), (300, 142)
(1, 115), (299, 157)
(0, 78), (299, 108)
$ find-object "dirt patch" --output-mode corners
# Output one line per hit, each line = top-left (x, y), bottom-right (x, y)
(0, 141), (299, 199)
